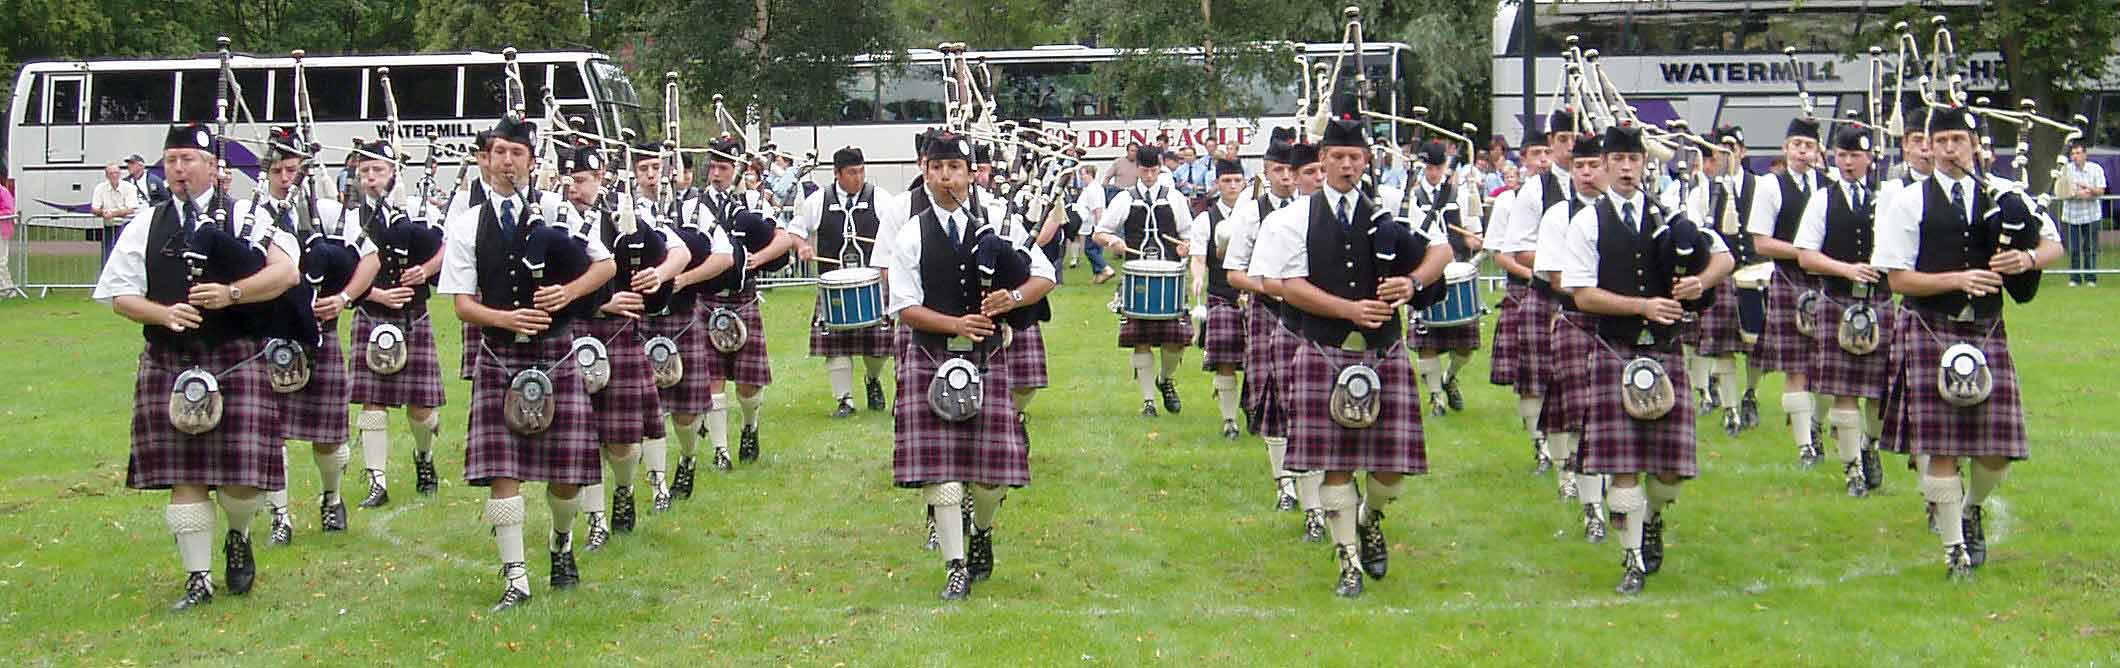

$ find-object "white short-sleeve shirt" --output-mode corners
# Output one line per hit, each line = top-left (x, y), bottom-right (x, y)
(1557, 190), (1727, 289)
(1872, 172), (2060, 272)
(1792, 175), (1875, 252)
(1254, 188), (1444, 281)
(94, 190), (301, 304)
(1747, 168), (1823, 238)
(437, 192), (613, 297)
(885, 204), (1056, 317)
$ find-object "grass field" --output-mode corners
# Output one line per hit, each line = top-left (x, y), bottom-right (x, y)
(2, 263), (2117, 667)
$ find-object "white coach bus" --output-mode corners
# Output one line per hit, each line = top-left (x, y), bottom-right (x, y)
(5, 49), (645, 221)
(767, 42), (1416, 188)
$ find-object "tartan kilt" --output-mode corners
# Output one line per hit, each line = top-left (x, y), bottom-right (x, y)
(702, 294), (773, 387)
(347, 309), (447, 408)
(465, 333), (602, 486)
(1003, 324), (1049, 389)
(1488, 283), (1529, 387)
(807, 291), (896, 359)
(1511, 287), (1558, 398)
(277, 325), (351, 444)
(1200, 295), (1247, 369)
(128, 339), (286, 491)
(892, 342), (1029, 488)
(1880, 310), (2027, 459)
(1538, 311), (1597, 434)
(641, 307), (714, 415)
(459, 320), (478, 380)
(1283, 341), (1427, 474)
(1695, 282), (1753, 357)
(1806, 289), (1895, 401)
(1574, 339), (1699, 477)
(581, 317), (664, 444)
(1411, 319), (1483, 352)
(1241, 302), (1290, 437)
(1753, 272), (1816, 374)
(1118, 312), (1193, 348)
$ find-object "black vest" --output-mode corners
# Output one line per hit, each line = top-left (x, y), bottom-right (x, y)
(356, 199), (433, 316)
(472, 199), (590, 342)
(1816, 180), (1877, 294)
(1593, 196), (1677, 346)
(913, 208), (992, 347)
(817, 185), (882, 267)
(1538, 170), (1566, 216)
(699, 188), (753, 296)
(1770, 171), (1816, 273)
(141, 197), (268, 349)
(1407, 180), (1471, 261)
(1907, 176), (2003, 319)
(1202, 202), (1239, 301)
(1121, 187), (1183, 260)
(1290, 191), (1400, 349)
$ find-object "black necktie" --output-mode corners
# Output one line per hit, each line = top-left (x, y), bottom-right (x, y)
(1623, 201), (1638, 233)
(182, 201), (199, 234)
(501, 200), (518, 234)
(1949, 183), (1966, 220)
(1336, 196), (1352, 231)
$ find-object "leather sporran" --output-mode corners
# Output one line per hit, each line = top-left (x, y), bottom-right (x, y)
(1837, 303), (1880, 356)
(504, 369), (557, 435)
(365, 322), (409, 375)
(927, 357), (983, 423)
(1620, 356), (1677, 421)
(645, 336), (682, 389)
(263, 338), (311, 394)
(1328, 363), (1382, 429)
(168, 368), (224, 435)
(706, 307), (747, 354)
(1794, 289), (1823, 338)
(571, 336), (611, 395)
(1937, 343), (1994, 407)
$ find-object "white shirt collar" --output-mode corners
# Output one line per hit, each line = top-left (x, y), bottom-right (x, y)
(838, 185), (862, 201)
(179, 187), (215, 213)
(1612, 189), (1647, 222)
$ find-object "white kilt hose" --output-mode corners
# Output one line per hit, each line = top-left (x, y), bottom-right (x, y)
(348, 308), (447, 408)
(1003, 324), (1049, 389)
(1806, 286), (1895, 400)
(1753, 271), (1815, 374)
(581, 317), (666, 444)
(1200, 295), (1247, 369)
(1694, 281), (1752, 357)
(701, 294), (774, 387)
(641, 308), (714, 415)
(807, 290), (897, 359)
(1880, 309), (2028, 460)
(1283, 340), (1428, 475)
(464, 333), (602, 486)
(129, 340), (286, 491)
(892, 341), (1030, 488)
(277, 326), (351, 444)
(1537, 310), (1597, 435)
(1573, 334), (1699, 478)
(1487, 281), (1529, 387)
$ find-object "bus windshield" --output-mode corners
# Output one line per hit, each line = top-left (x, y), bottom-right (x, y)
(590, 59), (647, 134)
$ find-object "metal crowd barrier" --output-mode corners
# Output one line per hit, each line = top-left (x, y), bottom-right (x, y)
(9, 214), (106, 298)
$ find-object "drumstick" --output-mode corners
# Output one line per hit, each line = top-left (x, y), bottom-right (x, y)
(1161, 234), (1187, 247)
(814, 257), (843, 266)
(1449, 224), (1482, 239)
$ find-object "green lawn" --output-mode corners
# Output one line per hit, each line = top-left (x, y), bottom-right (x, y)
(2, 264), (2117, 667)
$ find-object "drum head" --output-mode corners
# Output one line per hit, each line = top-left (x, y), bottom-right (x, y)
(1444, 261), (1479, 282)
(1125, 259), (1183, 274)
(821, 267), (882, 285)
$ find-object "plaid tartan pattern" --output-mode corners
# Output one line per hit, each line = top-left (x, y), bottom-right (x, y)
(459, 320), (478, 380)
(1283, 341), (1428, 475)
(1488, 283), (1529, 387)
(128, 339), (286, 491)
(1241, 302), (1291, 437)
(582, 317), (664, 444)
(1410, 319), (1482, 352)
(702, 294), (774, 388)
(464, 334), (602, 486)
(1537, 311), (1597, 434)
(641, 308), (715, 415)
(1200, 295), (1247, 369)
(1880, 310), (2027, 459)
(348, 310), (447, 408)
(1574, 339), (1699, 477)
(1118, 312), (1193, 348)
(807, 291), (896, 359)
(1752, 272), (1816, 374)
(1806, 288), (1895, 400)
(1512, 287), (1560, 398)
(1695, 282), (1754, 357)
(277, 325), (351, 444)
(1004, 324), (1049, 389)
(892, 342), (1030, 488)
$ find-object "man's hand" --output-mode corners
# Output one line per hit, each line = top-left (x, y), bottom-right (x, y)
(163, 303), (204, 332)
(1954, 269), (2005, 296)
(1987, 249), (2034, 276)
(1841, 263), (1882, 284)
(312, 294), (345, 321)
(1099, 236), (1128, 255)
(533, 284), (577, 312)
(501, 308), (553, 336)
(956, 313), (997, 342)
(1671, 276), (1705, 301)
(629, 267), (665, 293)
(187, 283), (238, 310)
(744, 252), (771, 271)
(398, 264), (428, 286)
(1376, 276), (1414, 305)
(368, 286), (414, 310)
(1343, 299), (1396, 329)
(1638, 297), (1685, 325)
(980, 289), (1019, 317)
(601, 291), (645, 318)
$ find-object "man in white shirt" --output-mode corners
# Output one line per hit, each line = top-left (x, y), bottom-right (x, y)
(1494, 116), (1578, 478)
(1190, 158), (1250, 439)
(791, 146), (898, 417)
(1534, 130), (1614, 542)
(1792, 124), (1891, 498)
(342, 139), (448, 510)
(2060, 142), (2106, 286)
(92, 163), (140, 266)
(1399, 142), (1485, 418)
(1747, 117), (1830, 468)
(1872, 105), (2059, 581)
(1553, 125), (1732, 596)
(1682, 127), (1763, 438)
(1094, 145), (1199, 417)
(628, 142), (735, 510)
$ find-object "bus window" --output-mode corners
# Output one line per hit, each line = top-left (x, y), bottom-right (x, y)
(24, 75), (44, 126)
(306, 67), (363, 120)
(552, 63), (589, 100)
(46, 76), (83, 124)
(832, 70), (877, 122)
(585, 60), (645, 135)
(1744, 11), (1856, 52)
(990, 61), (1099, 120)
(369, 65), (457, 120)
(177, 69), (268, 124)
(2100, 94), (2120, 148)
(463, 64), (510, 119)
(92, 71), (174, 124)
(877, 67), (945, 123)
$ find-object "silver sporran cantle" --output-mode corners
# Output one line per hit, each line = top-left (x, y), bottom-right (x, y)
(706, 307), (747, 353)
(504, 368), (557, 435)
(571, 336), (611, 394)
(1837, 303), (1880, 356)
(263, 338), (311, 393)
(926, 357), (983, 423)
(366, 322), (409, 375)
(1620, 356), (1677, 421)
(645, 335), (682, 388)
(1937, 343), (1994, 407)
(168, 368), (225, 435)
(1328, 363), (1382, 429)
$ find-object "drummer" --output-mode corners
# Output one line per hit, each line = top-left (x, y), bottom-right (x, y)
(1092, 145), (1200, 418)
(1401, 142), (1485, 418)
(1190, 157), (1252, 440)
(792, 146), (899, 417)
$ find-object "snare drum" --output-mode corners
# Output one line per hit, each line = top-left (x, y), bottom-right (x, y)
(1120, 259), (1186, 320)
(1420, 262), (1483, 327)
(819, 267), (886, 330)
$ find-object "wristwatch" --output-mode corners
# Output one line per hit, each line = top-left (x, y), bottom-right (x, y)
(339, 292), (355, 310)
(227, 285), (243, 304)
(1009, 289), (1024, 303)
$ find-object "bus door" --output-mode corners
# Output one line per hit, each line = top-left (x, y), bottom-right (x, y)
(43, 74), (87, 164)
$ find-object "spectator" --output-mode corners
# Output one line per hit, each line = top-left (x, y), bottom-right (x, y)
(1171, 145), (1211, 199)
(1477, 154), (1505, 193)
(91, 163), (139, 266)
(1490, 162), (1521, 198)
(0, 165), (14, 294)
(2061, 142), (2107, 287)
(122, 154), (168, 207)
